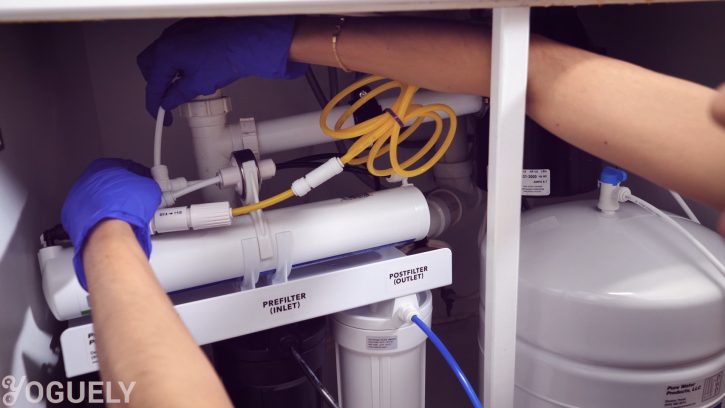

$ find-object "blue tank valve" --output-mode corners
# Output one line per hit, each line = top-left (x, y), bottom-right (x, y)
(599, 166), (628, 186)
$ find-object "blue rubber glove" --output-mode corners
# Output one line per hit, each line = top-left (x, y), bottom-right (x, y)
(61, 159), (162, 291)
(137, 16), (308, 125)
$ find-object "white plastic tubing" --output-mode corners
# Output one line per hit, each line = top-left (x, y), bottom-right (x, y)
(621, 189), (725, 279)
(669, 190), (701, 224)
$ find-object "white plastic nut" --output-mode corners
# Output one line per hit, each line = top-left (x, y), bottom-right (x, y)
(218, 166), (243, 188)
(258, 159), (276, 181)
(617, 186), (632, 203)
(179, 92), (231, 118)
(189, 202), (232, 230)
(291, 179), (312, 197)
(291, 158), (344, 197)
(150, 202), (232, 234)
(160, 191), (176, 208)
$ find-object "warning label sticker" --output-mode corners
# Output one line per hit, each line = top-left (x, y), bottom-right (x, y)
(366, 336), (398, 351)
(664, 371), (723, 407)
(522, 169), (551, 196)
(86, 332), (98, 365)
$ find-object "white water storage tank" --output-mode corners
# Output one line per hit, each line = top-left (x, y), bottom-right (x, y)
(506, 200), (725, 408)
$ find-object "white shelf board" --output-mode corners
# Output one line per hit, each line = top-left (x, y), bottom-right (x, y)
(0, 0), (712, 23)
(60, 246), (452, 378)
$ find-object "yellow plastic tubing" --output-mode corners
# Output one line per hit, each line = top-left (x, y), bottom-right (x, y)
(231, 189), (295, 216)
(320, 75), (457, 178)
(231, 75), (457, 217)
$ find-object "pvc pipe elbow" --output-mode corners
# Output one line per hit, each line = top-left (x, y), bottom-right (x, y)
(426, 189), (463, 238)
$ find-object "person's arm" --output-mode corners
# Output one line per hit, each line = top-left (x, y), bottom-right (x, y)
(289, 17), (725, 210)
(61, 159), (233, 408)
(82, 219), (232, 407)
(713, 84), (725, 128)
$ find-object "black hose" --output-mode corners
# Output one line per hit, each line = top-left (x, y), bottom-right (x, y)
(304, 69), (329, 109)
(281, 153), (338, 163)
(277, 162), (370, 176)
(289, 345), (340, 408)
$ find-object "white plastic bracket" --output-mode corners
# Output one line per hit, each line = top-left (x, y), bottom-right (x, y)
(240, 237), (263, 290)
(238, 117), (260, 159)
(59, 247), (452, 378)
(386, 172), (410, 186)
(271, 231), (294, 284)
(238, 160), (294, 288)
(241, 161), (274, 261)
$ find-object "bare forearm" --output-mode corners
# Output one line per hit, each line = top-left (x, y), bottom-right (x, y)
(290, 16), (492, 95)
(528, 36), (725, 209)
(290, 17), (725, 209)
(83, 220), (231, 408)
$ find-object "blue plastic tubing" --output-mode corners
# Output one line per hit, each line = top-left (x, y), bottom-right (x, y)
(411, 315), (483, 408)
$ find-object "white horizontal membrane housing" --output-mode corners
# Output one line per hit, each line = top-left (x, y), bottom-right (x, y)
(39, 186), (431, 321)
(480, 200), (725, 408)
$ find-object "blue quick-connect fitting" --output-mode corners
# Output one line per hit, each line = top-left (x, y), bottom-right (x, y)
(599, 166), (628, 186)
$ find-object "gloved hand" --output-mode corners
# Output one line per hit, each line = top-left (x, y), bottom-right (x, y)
(137, 16), (307, 125)
(61, 158), (162, 290)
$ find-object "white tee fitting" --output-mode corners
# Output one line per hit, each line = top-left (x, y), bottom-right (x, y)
(180, 91), (238, 203)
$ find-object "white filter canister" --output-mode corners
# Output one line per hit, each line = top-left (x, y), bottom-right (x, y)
(333, 291), (433, 408)
(39, 186), (431, 321)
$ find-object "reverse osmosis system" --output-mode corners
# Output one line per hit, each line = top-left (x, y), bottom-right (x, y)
(37, 72), (725, 407)
(39, 75), (483, 407)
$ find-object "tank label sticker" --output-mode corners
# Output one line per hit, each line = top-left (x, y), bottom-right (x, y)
(262, 292), (307, 315)
(366, 336), (398, 351)
(522, 169), (550, 196)
(664, 371), (723, 407)
(389, 266), (428, 287)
